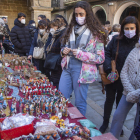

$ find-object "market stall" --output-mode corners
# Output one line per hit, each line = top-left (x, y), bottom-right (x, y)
(0, 54), (117, 140)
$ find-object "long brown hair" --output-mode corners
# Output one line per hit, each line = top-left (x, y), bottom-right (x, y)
(118, 16), (139, 41)
(61, 1), (107, 45)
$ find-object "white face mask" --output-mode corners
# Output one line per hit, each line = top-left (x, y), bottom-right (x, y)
(124, 30), (136, 39)
(39, 29), (45, 34)
(50, 28), (55, 35)
(21, 19), (26, 24)
(76, 17), (86, 25)
(38, 20), (40, 23)
(32, 23), (35, 27)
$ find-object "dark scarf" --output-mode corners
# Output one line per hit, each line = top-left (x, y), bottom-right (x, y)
(46, 26), (66, 53)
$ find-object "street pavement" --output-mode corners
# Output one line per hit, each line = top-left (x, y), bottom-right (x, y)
(70, 76), (137, 140)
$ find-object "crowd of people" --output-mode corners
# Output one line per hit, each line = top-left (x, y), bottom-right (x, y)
(0, 1), (140, 140)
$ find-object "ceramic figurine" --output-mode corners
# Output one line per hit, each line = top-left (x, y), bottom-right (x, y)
(0, 93), (4, 105)
(40, 98), (44, 110)
(19, 102), (23, 113)
(10, 103), (16, 116)
(52, 133), (61, 140)
(34, 135), (45, 140)
(25, 103), (29, 114)
(30, 103), (34, 116)
(45, 135), (54, 140)
(45, 102), (49, 113)
(42, 102), (45, 114)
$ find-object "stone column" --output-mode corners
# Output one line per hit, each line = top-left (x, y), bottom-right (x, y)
(30, 0), (53, 23)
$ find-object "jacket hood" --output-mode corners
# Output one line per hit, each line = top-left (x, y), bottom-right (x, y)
(14, 18), (25, 28)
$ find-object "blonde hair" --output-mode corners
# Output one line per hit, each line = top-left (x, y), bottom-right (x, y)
(112, 24), (121, 32)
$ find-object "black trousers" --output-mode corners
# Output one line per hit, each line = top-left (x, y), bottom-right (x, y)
(103, 80), (123, 120)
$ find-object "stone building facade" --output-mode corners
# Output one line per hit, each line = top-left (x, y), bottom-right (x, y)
(51, 0), (140, 25)
(0, 0), (52, 30)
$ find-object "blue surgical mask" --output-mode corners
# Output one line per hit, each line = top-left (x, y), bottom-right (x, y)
(124, 30), (136, 39)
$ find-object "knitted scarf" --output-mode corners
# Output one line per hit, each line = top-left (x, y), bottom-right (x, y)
(37, 32), (49, 48)
(46, 26), (66, 53)
(69, 25), (91, 50)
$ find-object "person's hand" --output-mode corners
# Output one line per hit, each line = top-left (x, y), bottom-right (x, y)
(62, 47), (71, 55)
(28, 55), (32, 59)
(72, 49), (78, 56)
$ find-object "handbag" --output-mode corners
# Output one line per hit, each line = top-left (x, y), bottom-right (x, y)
(33, 46), (45, 59)
(44, 52), (62, 71)
(99, 41), (119, 92)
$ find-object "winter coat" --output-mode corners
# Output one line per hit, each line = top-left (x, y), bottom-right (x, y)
(0, 19), (8, 36)
(121, 43), (140, 103)
(27, 25), (36, 41)
(29, 30), (49, 56)
(5, 24), (10, 39)
(10, 18), (31, 53)
(103, 35), (138, 89)
(61, 36), (105, 83)
(44, 28), (66, 67)
(29, 30), (38, 56)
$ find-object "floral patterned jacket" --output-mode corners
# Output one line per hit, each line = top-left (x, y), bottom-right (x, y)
(61, 37), (105, 83)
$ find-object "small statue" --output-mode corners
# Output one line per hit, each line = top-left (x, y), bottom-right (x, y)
(40, 98), (44, 110)
(19, 102), (23, 113)
(45, 135), (54, 140)
(34, 134), (45, 140)
(52, 133), (61, 140)
(30, 103), (34, 116)
(10, 103), (16, 116)
(45, 102), (49, 113)
(42, 102), (45, 114)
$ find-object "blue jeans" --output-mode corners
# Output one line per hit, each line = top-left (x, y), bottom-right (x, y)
(110, 95), (139, 140)
(59, 57), (89, 116)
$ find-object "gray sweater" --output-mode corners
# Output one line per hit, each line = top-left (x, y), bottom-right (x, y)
(121, 43), (140, 103)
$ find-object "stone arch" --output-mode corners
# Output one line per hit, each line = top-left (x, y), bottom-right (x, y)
(92, 5), (107, 24)
(113, 1), (140, 24)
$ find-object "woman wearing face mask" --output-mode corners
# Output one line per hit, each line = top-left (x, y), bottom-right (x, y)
(28, 20), (49, 73)
(99, 16), (139, 135)
(59, 1), (106, 116)
(44, 15), (68, 89)
(27, 20), (36, 42)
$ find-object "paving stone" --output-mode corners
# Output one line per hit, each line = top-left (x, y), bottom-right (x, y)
(90, 95), (105, 101)
(124, 119), (135, 130)
(95, 100), (105, 106)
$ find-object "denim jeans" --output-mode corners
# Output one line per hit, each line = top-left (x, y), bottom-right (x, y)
(110, 95), (139, 140)
(59, 57), (89, 116)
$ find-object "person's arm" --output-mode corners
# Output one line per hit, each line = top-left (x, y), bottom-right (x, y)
(120, 52), (135, 93)
(103, 36), (114, 74)
(75, 39), (105, 64)
(10, 27), (22, 49)
(29, 32), (37, 56)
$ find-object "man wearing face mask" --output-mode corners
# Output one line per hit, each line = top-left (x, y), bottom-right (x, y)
(10, 13), (31, 56)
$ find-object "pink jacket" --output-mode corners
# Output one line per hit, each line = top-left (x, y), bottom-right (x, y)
(61, 38), (105, 83)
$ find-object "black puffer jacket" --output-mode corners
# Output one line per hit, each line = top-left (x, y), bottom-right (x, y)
(27, 25), (36, 41)
(10, 18), (31, 53)
(103, 35), (138, 88)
